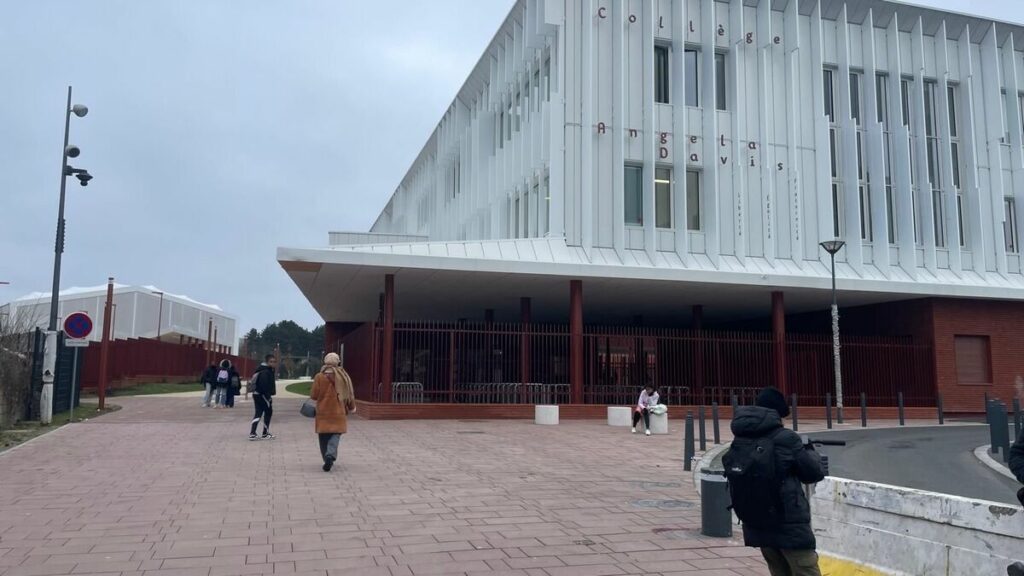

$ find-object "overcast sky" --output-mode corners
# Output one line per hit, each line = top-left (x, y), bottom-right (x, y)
(2, 0), (1023, 336)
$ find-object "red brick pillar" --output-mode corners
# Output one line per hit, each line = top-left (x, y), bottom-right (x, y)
(381, 274), (395, 403)
(772, 291), (787, 394)
(570, 280), (584, 404)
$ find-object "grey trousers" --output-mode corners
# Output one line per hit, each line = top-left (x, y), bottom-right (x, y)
(760, 548), (821, 576)
(318, 433), (341, 462)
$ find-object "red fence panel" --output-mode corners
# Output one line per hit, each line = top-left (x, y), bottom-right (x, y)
(80, 338), (254, 390)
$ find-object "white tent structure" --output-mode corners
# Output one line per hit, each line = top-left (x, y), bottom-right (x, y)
(1, 284), (236, 349)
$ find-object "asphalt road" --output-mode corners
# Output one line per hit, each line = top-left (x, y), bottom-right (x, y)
(810, 424), (1021, 505)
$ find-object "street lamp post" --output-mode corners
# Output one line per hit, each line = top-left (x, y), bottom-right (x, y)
(819, 239), (846, 424)
(152, 291), (164, 341)
(42, 86), (91, 425)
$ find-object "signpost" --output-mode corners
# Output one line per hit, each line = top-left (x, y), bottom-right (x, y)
(63, 312), (93, 423)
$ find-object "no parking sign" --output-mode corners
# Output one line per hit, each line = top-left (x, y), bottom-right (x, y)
(64, 312), (93, 346)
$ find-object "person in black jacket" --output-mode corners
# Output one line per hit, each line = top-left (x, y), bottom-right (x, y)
(731, 387), (825, 576)
(248, 354), (278, 440)
(200, 363), (218, 408)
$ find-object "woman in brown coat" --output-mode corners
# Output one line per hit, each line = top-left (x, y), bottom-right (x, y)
(310, 352), (355, 471)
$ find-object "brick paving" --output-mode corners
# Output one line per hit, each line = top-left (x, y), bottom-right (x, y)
(0, 397), (949, 576)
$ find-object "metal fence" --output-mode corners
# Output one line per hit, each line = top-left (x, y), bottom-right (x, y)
(349, 322), (934, 406)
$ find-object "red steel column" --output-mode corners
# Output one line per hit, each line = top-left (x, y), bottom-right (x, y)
(97, 278), (114, 410)
(520, 297), (532, 403)
(772, 291), (787, 393)
(382, 274), (395, 403)
(692, 305), (704, 399)
(205, 319), (213, 367)
(569, 280), (584, 404)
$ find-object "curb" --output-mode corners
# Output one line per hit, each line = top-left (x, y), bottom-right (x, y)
(974, 444), (1017, 481)
(0, 420), (76, 459)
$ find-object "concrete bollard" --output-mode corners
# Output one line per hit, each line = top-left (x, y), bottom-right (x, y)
(937, 394), (944, 425)
(535, 405), (559, 425)
(861, 393), (867, 428)
(683, 411), (695, 471)
(712, 401), (721, 444)
(826, 392), (833, 430)
(607, 406), (632, 427)
(698, 405), (707, 451)
(898, 392), (905, 426)
(700, 468), (732, 537)
(791, 394), (799, 432)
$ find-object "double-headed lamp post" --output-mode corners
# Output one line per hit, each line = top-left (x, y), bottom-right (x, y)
(42, 86), (92, 425)
(819, 239), (846, 424)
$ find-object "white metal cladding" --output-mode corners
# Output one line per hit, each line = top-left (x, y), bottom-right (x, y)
(367, 0), (1024, 289)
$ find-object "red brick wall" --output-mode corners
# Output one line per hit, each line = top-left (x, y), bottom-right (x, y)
(930, 299), (1024, 413)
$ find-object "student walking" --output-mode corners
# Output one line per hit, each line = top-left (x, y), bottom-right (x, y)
(724, 387), (825, 576)
(249, 354), (278, 440)
(310, 353), (356, 471)
(631, 383), (659, 435)
(213, 359), (233, 408)
(200, 363), (218, 408)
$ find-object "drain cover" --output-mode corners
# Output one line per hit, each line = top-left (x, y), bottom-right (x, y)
(632, 499), (696, 510)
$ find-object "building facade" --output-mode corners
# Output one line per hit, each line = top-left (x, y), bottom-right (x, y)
(281, 0), (1024, 413)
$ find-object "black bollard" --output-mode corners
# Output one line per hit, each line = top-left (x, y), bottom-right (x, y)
(1014, 398), (1021, 440)
(898, 392), (905, 426)
(712, 402), (721, 444)
(684, 411), (695, 471)
(700, 469), (732, 537)
(998, 402), (1012, 463)
(791, 394), (799, 432)
(989, 400), (1000, 455)
(826, 392), (833, 430)
(937, 394), (944, 425)
(731, 393), (739, 415)
(698, 405), (707, 451)
(861, 392), (868, 428)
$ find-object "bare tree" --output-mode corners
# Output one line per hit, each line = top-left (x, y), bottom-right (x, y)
(0, 305), (43, 429)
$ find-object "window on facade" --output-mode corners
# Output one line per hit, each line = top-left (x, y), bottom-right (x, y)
(684, 49), (699, 107)
(540, 175), (550, 236)
(954, 335), (992, 384)
(958, 193), (966, 247)
(933, 189), (946, 247)
(625, 164), (643, 226)
(878, 74), (896, 245)
(514, 196), (521, 238)
(876, 73), (889, 125)
(655, 45), (670, 104)
(543, 57), (551, 101)
(498, 111), (505, 150)
(901, 78), (911, 127)
(686, 170), (701, 231)
(949, 83), (965, 248)
(832, 183), (843, 238)
(887, 185), (897, 244)
(514, 90), (521, 132)
(1006, 197), (1018, 253)
(1003, 90), (1012, 142)
(655, 167), (672, 228)
(533, 69), (541, 112)
(850, 71), (862, 126)
(715, 52), (727, 111)
(823, 68), (835, 122)
(1019, 93), (1024, 140)
(506, 100), (513, 142)
(860, 186), (872, 241)
(523, 188), (530, 237)
(924, 80), (940, 187)
(453, 158), (461, 198)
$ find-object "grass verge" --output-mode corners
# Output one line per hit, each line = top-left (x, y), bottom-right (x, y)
(107, 382), (205, 396)
(0, 402), (120, 453)
(286, 381), (313, 396)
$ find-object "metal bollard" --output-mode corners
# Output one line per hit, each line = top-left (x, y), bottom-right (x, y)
(698, 405), (707, 451)
(898, 392), (905, 426)
(1014, 398), (1021, 440)
(860, 393), (867, 428)
(683, 411), (695, 471)
(998, 402), (1012, 463)
(700, 468), (732, 537)
(712, 402), (721, 444)
(826, 392), (833, 430)
(791, 394), (799, 432)
(937, 394), (944, 425)
(989, 400), (1000, 455)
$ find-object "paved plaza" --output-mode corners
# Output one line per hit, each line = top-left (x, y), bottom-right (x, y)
(0, 397), (772, 576)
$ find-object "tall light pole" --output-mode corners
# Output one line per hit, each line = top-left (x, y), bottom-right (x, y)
(151, 291), (164, 340)
(42, 86), (92, 425)
(819, 239), (846, 424)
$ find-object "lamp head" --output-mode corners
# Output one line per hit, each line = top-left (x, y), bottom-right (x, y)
(75, 171), (93, 186)
(65, 145), (80, 158)
(819, 239), (846, 255)
(71, 104), (88, 118)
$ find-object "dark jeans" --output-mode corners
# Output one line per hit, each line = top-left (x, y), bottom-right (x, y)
(225, 387), (236, 407)
(250, 394), (273, 435)
(632, 408), (650, 430)
(318, 433), (341, 463)
(760, 548), (821, 576)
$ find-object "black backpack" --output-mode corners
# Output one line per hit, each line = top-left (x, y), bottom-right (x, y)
(722, 430), (784, 528)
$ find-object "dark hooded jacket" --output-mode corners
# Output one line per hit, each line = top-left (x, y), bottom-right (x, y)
(730, 406), (825, 550)
(251, 363), (276, 397)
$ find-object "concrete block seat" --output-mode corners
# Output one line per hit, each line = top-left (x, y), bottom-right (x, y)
(649, 410), (669, 434)
(535, 405), (559, 425)
(607, 406), (632, 426)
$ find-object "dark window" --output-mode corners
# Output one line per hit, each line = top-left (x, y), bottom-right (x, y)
(715, 52), (727, 111)
(954, 335), (992, 384)
(686, 170), (701, 231)
(823, 69), (835, 122)
(684, 49), (699, 107)
(625, 165), (643, 225)
(655, 167), (672, 228)
(655, 45), (670, 104)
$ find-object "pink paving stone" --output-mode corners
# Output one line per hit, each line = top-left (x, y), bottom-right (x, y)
(0, 397), (892, 576)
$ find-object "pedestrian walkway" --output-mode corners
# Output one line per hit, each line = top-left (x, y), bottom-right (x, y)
(0, 398), (961, 576)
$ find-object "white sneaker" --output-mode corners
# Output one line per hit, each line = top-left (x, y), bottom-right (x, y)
(645, 430), (651, 436)
(631, 427), (637, 434)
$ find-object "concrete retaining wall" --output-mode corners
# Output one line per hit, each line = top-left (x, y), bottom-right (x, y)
(812, 477), (1024, 575)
